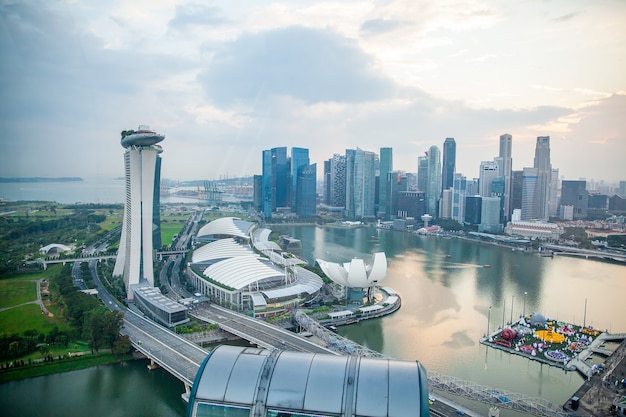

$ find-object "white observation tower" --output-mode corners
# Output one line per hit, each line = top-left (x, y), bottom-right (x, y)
(113, 126), (164, 300)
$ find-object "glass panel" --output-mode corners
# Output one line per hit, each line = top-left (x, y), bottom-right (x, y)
(195, 402), (250, 417)
(266, 410), (334, 417)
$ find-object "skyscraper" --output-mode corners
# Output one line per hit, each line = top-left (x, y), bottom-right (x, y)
(426, 146), (442, 217)
(345, 148), (376, 220)
(113, 126), (164, 300)
(295, 163), (317, 217)
(290, 147), (309, 209)
(378, 147), (393, 219)
(499, 134), (512, 221)
(330, 154), (346, 208)
(479, 160), (499, 197)
(417, 154), (429, 193)
(560, 180), (588, 220)
(442, 138), (456, 192)
(533, 136), (551, 220)
(261, 147), (289, 218)
(521, 167), (539, 220)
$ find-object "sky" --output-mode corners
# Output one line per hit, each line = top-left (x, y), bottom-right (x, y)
(1, 0), (625, 183)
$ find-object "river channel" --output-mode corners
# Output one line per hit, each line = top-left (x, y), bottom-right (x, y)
(1, 225), (624, 416)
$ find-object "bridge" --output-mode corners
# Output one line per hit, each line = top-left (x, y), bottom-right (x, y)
(38, 255), (117, 269)
(544, 244), (626, 263)
(154, 249), (189, 260)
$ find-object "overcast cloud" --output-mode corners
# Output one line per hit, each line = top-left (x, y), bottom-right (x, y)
(0, 0), (624, 183)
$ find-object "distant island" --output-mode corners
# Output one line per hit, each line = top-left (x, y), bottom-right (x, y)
(0, 177), (83, 183)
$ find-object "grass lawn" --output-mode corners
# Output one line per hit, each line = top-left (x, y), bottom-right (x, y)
(0, 280), (37, 308)
(161, 222), (185, 246)
(0, 303), (71, 335)
(1, 264), (62, 281)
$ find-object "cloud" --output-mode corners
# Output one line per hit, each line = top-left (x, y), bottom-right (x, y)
(553, 12), (578, 23)
(197, 26), (397, 106)
(169, 3), (230, 29)
(360, 18), (410, 35)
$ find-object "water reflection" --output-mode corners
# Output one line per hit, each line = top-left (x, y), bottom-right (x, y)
(274, 225), (626, 406)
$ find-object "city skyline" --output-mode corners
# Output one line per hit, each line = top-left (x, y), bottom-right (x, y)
(1, 1), (625, 183)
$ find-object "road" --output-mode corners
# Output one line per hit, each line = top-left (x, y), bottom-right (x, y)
(192, 304), (336, 354)
(121, 309), (207, 385)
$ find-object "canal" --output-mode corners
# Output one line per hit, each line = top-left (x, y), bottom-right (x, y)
(1, 225), (624, 416)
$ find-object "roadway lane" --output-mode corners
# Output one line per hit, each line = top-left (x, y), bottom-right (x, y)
(193, 304), (336, 355)
(122, 309), (207, 385)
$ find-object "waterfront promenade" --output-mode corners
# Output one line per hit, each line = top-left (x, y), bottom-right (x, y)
(566, 339), (626, 416)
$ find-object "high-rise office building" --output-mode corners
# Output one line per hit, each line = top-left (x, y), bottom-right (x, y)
(560, 180), (588, 220)
(388, 170), (407, 218)
(442, 138), (456, 192)
(533, 136), (551, 220)
(417, 154), (429, 192)
(619, 181), (626, 198)
(479, 160), (499, 197)
(452, 173), (467, 224)
(378, 147), (393, 219)
(511, 170), (523, 215)
(426, 146), (442, 217)
(464, 196), (482, 227)
(499, 134), (512, 221)
(479, 197), (502, 233)
(521, 167), (539, 220)
(345, 148), (376, 220)
(549, 168), (559, 218)
(295, 163), (317, 217)
(290, 147), (310, 209)
(261, 147), (289, 218)
(323, 160), (331, 205)
(113, 126), (164, 300)
(330, 154), (346, 208)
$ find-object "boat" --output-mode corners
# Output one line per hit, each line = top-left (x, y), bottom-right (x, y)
(539, 250), (554, 257)
(445, 255), (452, 258)
(483, 264), (491, 268)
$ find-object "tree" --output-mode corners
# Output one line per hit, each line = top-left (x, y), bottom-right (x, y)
(102, 310), (124, 349)
(83, 307), (108, 354)
(112, 335), (131, 356)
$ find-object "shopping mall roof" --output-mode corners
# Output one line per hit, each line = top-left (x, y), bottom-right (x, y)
(203, 256), (283, 290)
(188, 345), (429, 417)
(196, 217), (254, 240)
(191, 238), (254, 263)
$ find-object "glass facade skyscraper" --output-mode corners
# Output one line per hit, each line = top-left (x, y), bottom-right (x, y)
(296, 163), (317, 217)
(499, 133), (512, 221)
(378, 147), (393, 219)
(261, 147), (289, 219)
(345, 148), (376, 220)
(442, 138), (456, 192)
(426, 146), (441, 217)
(533, 136), (551, 220)
(290, 147), (310, 209)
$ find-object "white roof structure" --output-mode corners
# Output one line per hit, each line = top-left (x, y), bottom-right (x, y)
(203, 256), (283, 290)
(192, 238), (254, 263)
(196, 217), (254, 240)
(262, 266), (323, 298)
(316, 252), (388, 289)
(39, 243), (72, 254)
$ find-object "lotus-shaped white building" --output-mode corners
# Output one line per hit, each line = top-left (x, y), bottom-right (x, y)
(316, 252), (387, 289)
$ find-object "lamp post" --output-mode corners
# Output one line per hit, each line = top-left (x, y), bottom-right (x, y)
(523, 291), (528, 317)
(510, 295), (514, 324)
(487, 306), (492, 337)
